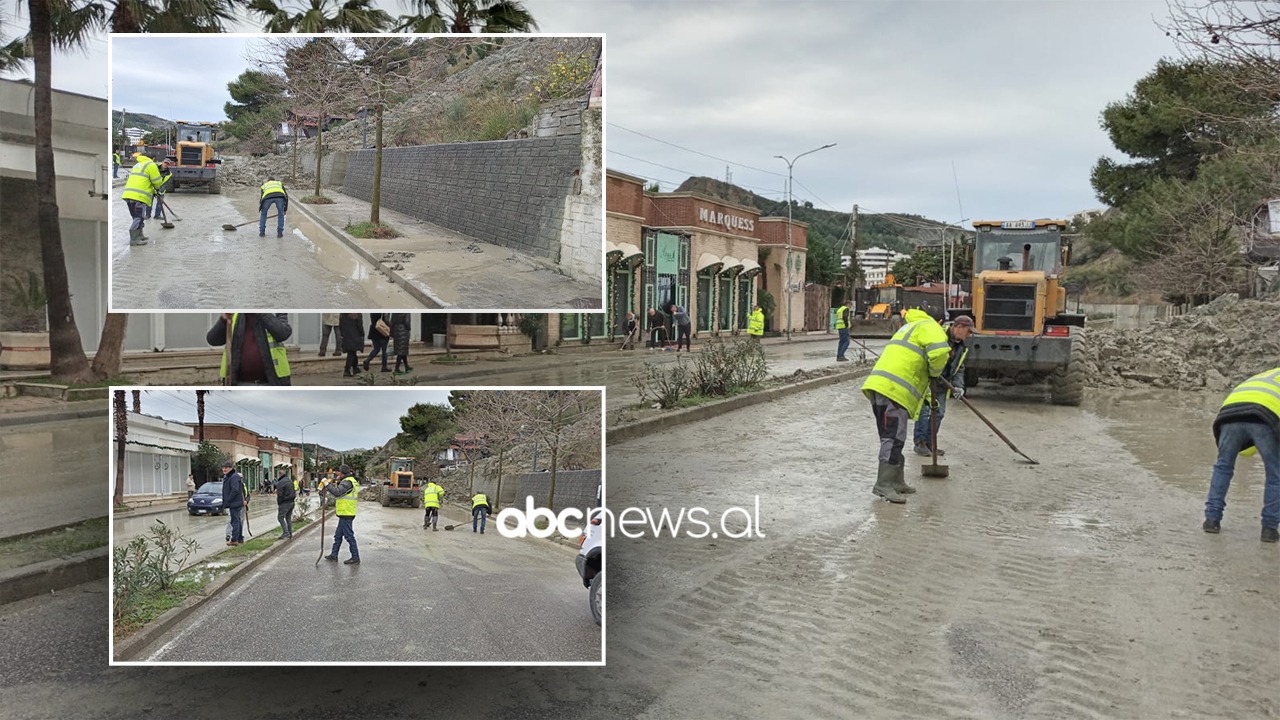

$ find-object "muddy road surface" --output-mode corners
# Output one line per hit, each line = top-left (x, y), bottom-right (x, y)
(7, 384), (1278, 718)
(1, 417), (107, 538)
(109, 187), (425, 309)
(123, 500), (599, 663)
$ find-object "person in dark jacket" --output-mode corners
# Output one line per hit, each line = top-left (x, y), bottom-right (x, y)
(364, 312), (390, 373)
(339, 313), (365, 378)
(669, 303), (692, 352)
(390, 313), (413, 374)
(207, 313), (293, 386)
(274, 471), (296, 539)
(220, 461), (248, 545)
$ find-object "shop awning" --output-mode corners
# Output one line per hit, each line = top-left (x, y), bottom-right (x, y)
(739, 258), (761, 275)
(615, 242), (644, 262)
(719, 256), (744, 273)
(696, 252), (724, 272)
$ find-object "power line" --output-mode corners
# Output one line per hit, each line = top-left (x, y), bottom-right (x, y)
(606, 150), (785, 196)
(608, 123), (787, 178)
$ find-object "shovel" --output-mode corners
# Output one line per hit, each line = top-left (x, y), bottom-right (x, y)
(315, 497), (328, 566)
(922, 386), (949, 478)
(936, 376), (1040, 465)
(223, 214), (278, 232)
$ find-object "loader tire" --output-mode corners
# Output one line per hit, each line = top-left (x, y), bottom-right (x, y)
(380, 489), (390, 507)
(1049, 335), (1085, 406)
(413, 496), (422, 509)
(208, 175), (221, 194)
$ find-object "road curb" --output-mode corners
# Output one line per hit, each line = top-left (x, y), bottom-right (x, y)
(0, 403), (108, 427)
(0, 546), (109, 605)
(112, 512), (323, 662)
(291, 201), (447, 309)
(606, 366), (871, 445)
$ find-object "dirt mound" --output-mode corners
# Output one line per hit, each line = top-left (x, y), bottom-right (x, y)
(1082, 294), (1280, 391)
(218, 154), (313, 187)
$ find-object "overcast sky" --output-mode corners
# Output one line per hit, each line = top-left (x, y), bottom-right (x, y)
(136, 387), (452, 451)
(16, 0), (1180, 221)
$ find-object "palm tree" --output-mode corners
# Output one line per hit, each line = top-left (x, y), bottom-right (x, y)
(396, 0), (537, 33)
(249, 0), (393, 32)
(17, 0), (236, 383)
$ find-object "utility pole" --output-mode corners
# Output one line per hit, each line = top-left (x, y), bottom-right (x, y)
(849, 203), (860, 296)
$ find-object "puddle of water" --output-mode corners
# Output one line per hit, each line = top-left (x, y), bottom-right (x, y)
(1085, 389), (1266, 495)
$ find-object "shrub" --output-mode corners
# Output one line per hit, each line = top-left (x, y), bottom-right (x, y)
(112, 520), (198, 622)
(344, 221), (401, 239)
(528, 51), (596, 102)
(633, 357), (690, 409)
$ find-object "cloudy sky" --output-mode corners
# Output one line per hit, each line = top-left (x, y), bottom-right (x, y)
(17, 0), (1181, 221)
(135, 387), (452, 450)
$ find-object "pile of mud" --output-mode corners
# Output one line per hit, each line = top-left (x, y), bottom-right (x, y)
(218, 154), (314, 187)
(1082, 294), (1280, 391)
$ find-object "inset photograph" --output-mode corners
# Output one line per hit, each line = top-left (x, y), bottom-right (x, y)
(108, 34), (603, 311)
(109, 386), (603, 664)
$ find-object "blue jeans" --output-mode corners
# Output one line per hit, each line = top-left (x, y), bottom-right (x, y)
(914, 394), (948, 447)
(331, 515), (359, 559)
(113, 163), (119, 178)
(472, 507), (488, 532)
(228, 506), (244, 543)
(260, 197), (285, 236)
(837, 328), (850, 359)
(365, 335), (388, 366)
(1205, 421), (1280, 528)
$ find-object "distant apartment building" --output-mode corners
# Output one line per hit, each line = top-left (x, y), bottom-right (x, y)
(857, 246), (911, 287)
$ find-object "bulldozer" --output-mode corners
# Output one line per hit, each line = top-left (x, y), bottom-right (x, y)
(850, 274), (906, 337)
(166, 121), (221, 193)
(380, 456), (422, 508)
(953, 219), (1086, 405)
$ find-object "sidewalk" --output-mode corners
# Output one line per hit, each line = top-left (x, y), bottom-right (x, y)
(293, 193), (601, 310)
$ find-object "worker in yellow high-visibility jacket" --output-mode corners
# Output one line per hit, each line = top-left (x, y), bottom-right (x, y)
(1203, 367), (1280, 543)
(121, 155), (171, 246)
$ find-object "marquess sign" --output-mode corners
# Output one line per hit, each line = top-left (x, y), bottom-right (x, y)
(698, 206), (755, 233)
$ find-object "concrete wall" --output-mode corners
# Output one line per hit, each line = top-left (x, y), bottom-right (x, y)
(0, 79), (108, 347)
(557, 106), (603, 284)
(295, 147), (349, 187)
(536, 99), (588, 138)
(342, 136), (582, 262)
(1080, 303), (1184, 330)
(516, 469), (600, 514)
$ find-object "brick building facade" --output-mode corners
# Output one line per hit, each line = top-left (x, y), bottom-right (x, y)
(558, 170), (808, 344)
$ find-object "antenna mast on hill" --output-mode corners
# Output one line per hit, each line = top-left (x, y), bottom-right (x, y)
(725, 165), (732, 184)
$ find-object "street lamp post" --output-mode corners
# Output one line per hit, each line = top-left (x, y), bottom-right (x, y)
(774, 143), (836, 340)
(296, 422), (317, 483)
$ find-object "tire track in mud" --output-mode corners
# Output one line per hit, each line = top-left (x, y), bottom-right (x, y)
(604, 382), (1279, 719)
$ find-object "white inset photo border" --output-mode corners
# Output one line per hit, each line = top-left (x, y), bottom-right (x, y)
(107, 385), (605, 666)
(106, 33), (605, 314)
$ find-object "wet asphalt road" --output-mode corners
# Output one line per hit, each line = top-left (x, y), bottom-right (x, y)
(0, 417), (107, 538)
(131, 501), (600, 663)
(109, 186), (423, 310)
(292, 336), (889, 409)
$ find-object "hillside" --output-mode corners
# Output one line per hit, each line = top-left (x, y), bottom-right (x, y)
(676, 176), (959, 285)
(111, 110), (169, 134)
(289, 36), (600, 152)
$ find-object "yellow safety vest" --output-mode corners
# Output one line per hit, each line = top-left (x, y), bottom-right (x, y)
(861, 309), (951, 420)
(293, 479), (299, 493)
(335, 476), (359, 516)
(747, 310), (764, 337)
(835, 306), (850, 330)
(122, 157), (161, 206)
(113, 152), (121, 165)
(260, 180), (286, 200)
(472, 493), (489, 509)
(423, 483), (442, 508)
(219, 313), (291, 381)
(1219, 367), (1280, 457)
(924, 340), (969, 402)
